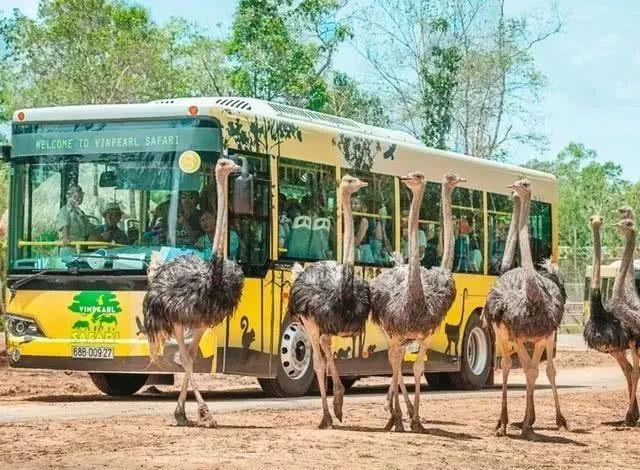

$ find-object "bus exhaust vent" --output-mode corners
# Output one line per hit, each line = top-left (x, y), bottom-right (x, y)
(266, 102), (362, 131)
(215, 98), (252, 111)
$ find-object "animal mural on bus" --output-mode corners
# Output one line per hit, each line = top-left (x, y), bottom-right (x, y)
(143, 158), (244, 429)
(240, 316), (256, 350)
(335, 134), (397, 173)
(484, 179), (567, 438)
(371, 172), (464, 432)
(69, 291), (122, 338)
(287, 174), (371, 429)
(224, 116), (302, 156)
(444, 288), (469, 358)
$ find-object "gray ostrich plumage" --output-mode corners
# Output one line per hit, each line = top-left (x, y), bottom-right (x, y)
(370, 171), (463, 433)
(286, 174), (370, 429)
(583, 214), (640, 425)
(142, 157), (244, 428)
(484, 181), (564, 340)
(485, 178), (568, 438)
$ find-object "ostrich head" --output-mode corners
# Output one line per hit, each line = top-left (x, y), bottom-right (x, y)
(590, 214), (603, 229)
(616, 218), (636, 237)
(442, 172), (467, 188)
(215, 158), (241, 179)
(400, 171), (426, 192)
(340, 174), (368, 194)
(507, 178), (531, 198)
(617, 206), (635, 220)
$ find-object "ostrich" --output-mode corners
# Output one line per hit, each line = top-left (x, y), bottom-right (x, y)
(484, 179), (567, 438)
(583, 215), (639, 425)
(143, 158), (244, 428)
(287, 175), (370, 429)
(498, 191), (521, 274)
(617, 206), (640, 306)
(371, 172), (464, 432)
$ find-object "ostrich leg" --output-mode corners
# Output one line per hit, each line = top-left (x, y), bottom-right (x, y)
(610, 350), (636, 424)
(544, 334), (568, 430)
(174, 324), (215, 428)
(515, 340), (545, 438)
(319, 334), (345, 422)
(302, 318), (332, 429)
(629, 342), (640, 425)
(384, 337), (405, 432)
(495, 331), (513, 437)
(410, 337), (431, 432)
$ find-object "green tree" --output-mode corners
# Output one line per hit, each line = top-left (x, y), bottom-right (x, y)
(227, 0), (350, 108)
(526, 142), (631, 281)
(0, 0), (204, 108)
(322, 72), (389, 127)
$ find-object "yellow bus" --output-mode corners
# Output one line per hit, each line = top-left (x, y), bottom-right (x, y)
(2, 97), (558, 396)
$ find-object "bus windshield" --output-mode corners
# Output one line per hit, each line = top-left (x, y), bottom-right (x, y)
(9, 118), (223, 272)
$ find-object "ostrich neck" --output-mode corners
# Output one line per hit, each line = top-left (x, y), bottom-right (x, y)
(408, 184), (425, 304)
(517, 194), (534, 271)
(440, 185), (454, 271)
(612, 230), (636, 302)
(211, 172), (228, 257)
(342, 189), (355, 265)
(591, 224), (601, 291)
(501, 194), (520, 272)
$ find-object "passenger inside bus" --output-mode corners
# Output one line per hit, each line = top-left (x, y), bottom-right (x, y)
(55, 184), (94, 253)
(90, 201), (128, 245)
(454, 216), (483, 273)
(195, 210), (241, 260)
(353, 197), (383, 264)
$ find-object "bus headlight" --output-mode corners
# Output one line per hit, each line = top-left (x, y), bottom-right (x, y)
(3, 314), (45, 338)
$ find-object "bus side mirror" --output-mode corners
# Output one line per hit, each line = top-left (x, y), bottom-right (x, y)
(99, 170), (118, 187)
(231, 156), (254, 215)
(1, 145), (11, 162)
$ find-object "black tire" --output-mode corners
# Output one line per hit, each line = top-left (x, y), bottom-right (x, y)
(89, 373), (149, 396)
(448, 312), (493, 390)
(258, 316), (315, 398)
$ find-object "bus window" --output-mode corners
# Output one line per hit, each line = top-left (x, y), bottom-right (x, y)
(348, 170), (395, 266)
(278, 158), (336, 261)
(400, 181), (441, 268)
(530, 200), (552, 266)
(487, 192), (513, 275)
(452, 187), (484, 274)
(228, 153), (271, 267)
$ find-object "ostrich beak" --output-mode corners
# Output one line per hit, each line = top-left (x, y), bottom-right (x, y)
(507, 183), (516, 189)
(231, 163), (241, 173)
(358, 181), (369, 189)
(456, 176), (467, 184)
(399, 175), (411, 182)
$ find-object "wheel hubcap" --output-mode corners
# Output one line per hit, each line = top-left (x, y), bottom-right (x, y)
(466, 326), (488, 376)
(280, 322), (311, 380)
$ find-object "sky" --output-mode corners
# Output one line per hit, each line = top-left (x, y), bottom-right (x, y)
(2, 0), (639, 181)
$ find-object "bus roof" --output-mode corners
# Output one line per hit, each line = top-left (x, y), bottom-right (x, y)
(12, 96), (556, 186)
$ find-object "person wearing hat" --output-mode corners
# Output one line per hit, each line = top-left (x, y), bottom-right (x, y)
(91, 201), (128, 245)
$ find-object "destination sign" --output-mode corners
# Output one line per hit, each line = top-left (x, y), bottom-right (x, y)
(11, 127), (221, 157)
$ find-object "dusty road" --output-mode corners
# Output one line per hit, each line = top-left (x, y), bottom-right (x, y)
(1, 347), (639, 469)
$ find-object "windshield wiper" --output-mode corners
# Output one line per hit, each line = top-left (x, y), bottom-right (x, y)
(68, 253), (150, 267)
(8, 268), (75, 302)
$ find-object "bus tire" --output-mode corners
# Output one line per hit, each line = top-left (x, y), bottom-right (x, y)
(89, 373), (149, 396)
(258, 316), (315, 398)
(447, 312), (493, 390)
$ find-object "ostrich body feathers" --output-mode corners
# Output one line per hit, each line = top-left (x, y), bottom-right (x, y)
(583, 289), (634, 352)
(287, 261), (370, 336)
(370, 266), (456, 338)
(484, 267), (564, 341)
(143, 254), (244, 342)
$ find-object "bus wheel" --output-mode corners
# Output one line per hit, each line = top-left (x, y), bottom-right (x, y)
(258, 317), (315, 398)
(448, 312), (492, 390)
(89, 373), (149, 396)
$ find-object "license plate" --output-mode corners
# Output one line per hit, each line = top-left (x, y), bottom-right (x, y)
(72, 346), (114, 360)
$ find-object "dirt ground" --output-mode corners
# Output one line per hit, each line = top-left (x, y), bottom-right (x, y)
(2, 388), (639, 469)
(2, 336), (637, 469)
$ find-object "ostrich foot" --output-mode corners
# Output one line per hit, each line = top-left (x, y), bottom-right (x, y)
(332, 391), (344, 423)
(556, 413), (569, 431)
(174, 406), (189, 427)
(521, 422), (534, 439)
(410, 418), (425, 433)
(495, 420), (508, 437)
(196, 405), (217, 428)
(631, 402), (640, 422)
(384, 414), (404, 432)
(318, 412), (333, 430)
(624, 409), (637, 427)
